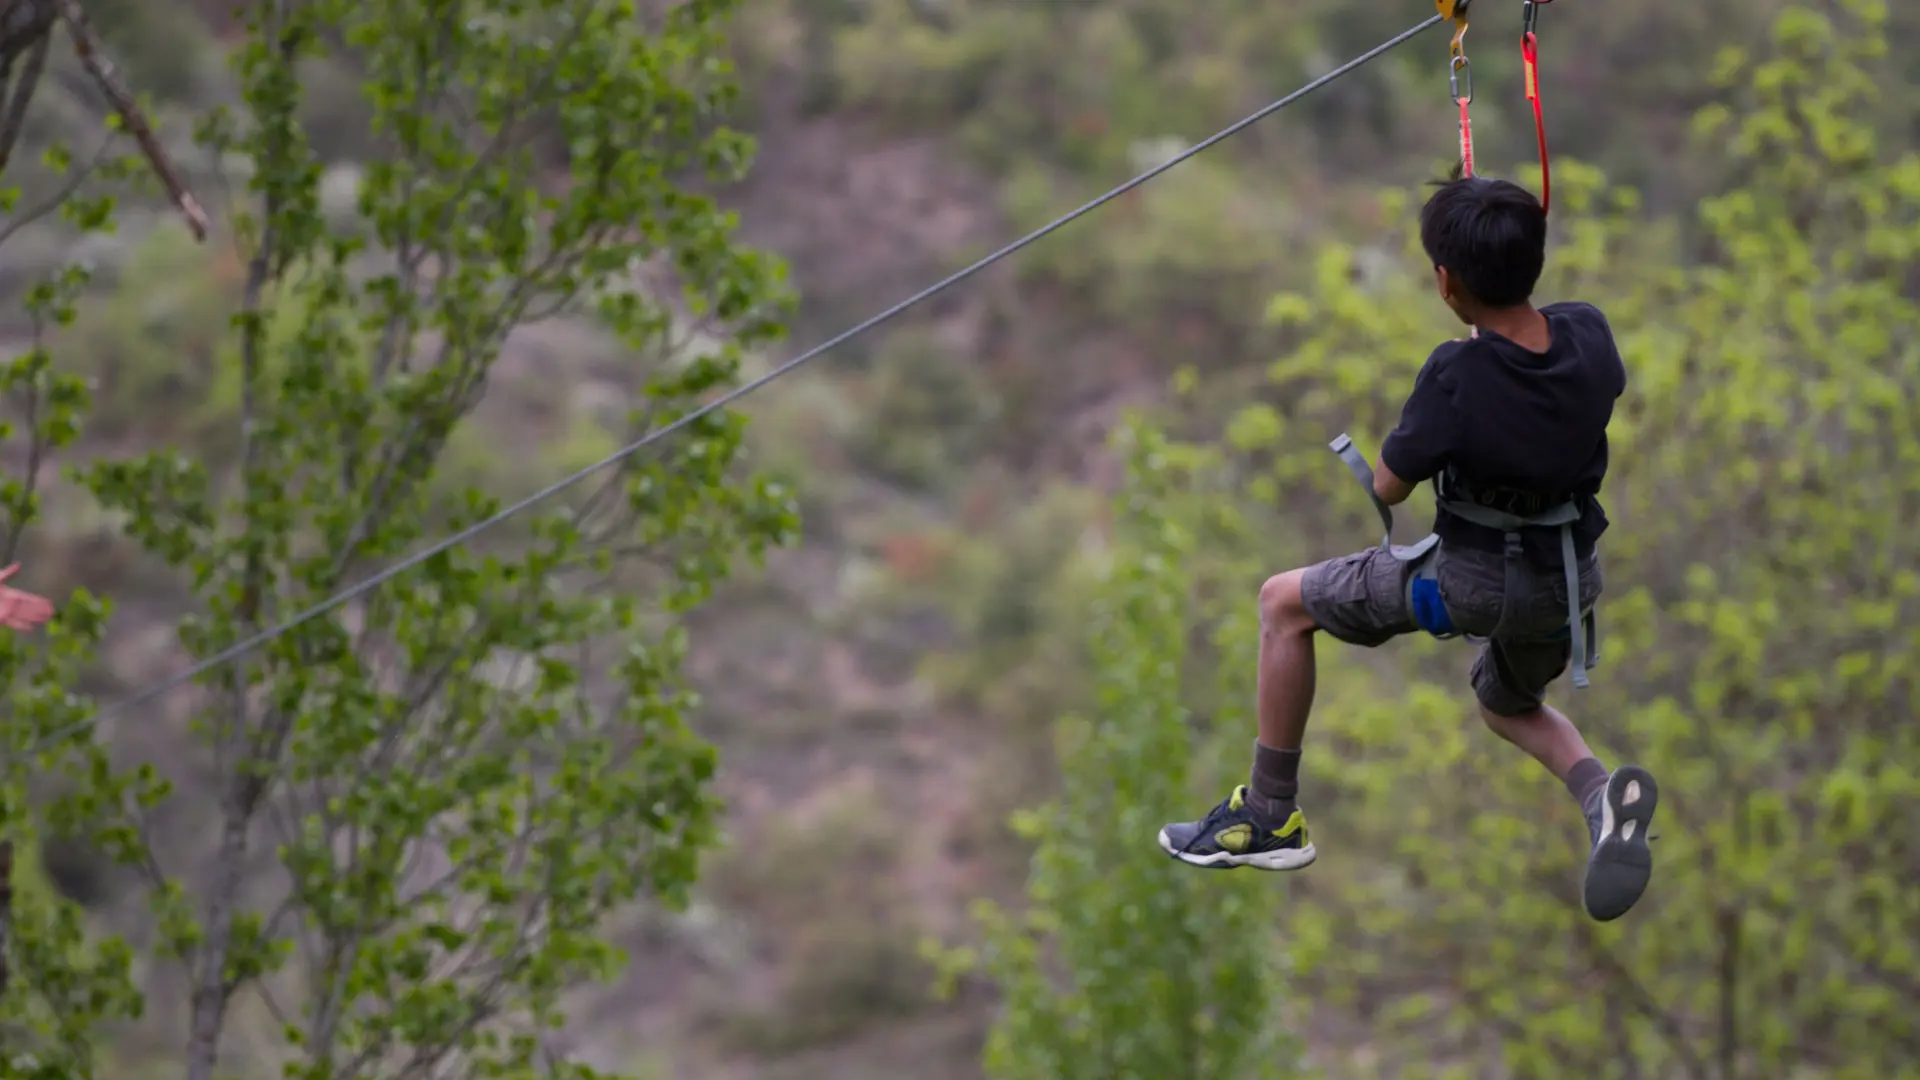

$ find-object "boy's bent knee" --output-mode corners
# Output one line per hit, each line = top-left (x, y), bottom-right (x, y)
(1259, 569), (1314, 635)
(1471, 638), (1559, 716)
(1474, 679), (1548, 718)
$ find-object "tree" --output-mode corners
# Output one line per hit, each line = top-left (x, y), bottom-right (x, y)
(0, 15), (192, 1071)
(19, 0), (794, 1077)
(952, 418), (1300, 1080)
(0, 250), (153, 1080)
(1134, 2), (1920, 1077)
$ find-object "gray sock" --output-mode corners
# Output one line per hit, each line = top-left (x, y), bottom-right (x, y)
(1248, 741), (1302, 821)
(1565, 756), (1609, 813)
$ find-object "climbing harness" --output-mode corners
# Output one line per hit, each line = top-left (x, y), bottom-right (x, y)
(1436, 0), (1553, 211)
(1328, 433), (1599, 689)
(16, 18), (1455, 760)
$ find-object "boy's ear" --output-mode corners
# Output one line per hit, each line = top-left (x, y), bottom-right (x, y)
(1434, 265), (1451, 301)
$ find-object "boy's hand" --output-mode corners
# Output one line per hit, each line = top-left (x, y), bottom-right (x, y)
(0, 563), (55, 630)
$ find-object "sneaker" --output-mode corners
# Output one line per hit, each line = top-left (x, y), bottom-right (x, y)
(1157, 785), (1316, 871)
(1582, 764), (1658, 921)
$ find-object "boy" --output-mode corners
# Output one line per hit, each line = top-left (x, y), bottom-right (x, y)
(1156, 176), (1659, 922)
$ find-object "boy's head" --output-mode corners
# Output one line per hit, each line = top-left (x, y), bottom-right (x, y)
(1419, 176), (1546, 324)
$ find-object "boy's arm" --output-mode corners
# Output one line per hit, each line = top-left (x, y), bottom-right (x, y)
(1373, 460), (1417, 506)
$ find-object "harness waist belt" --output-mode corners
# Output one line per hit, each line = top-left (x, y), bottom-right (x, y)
(1328, 434), (1595, 689)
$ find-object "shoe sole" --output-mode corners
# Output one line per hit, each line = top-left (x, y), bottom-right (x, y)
(1584, 764), (1658, 922)
(1157, 827), (1318, 871)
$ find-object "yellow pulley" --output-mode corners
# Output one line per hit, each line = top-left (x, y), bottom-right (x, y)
(1436, 0), (1470, 60)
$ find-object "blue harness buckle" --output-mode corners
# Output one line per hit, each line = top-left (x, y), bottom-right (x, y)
(1409, 572), (1457, 637)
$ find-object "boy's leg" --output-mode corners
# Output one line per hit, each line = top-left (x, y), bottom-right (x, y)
(1252, 569), (1316, 802)
(1474, 639), (1659, 922)
(1158, 548), (1415, 870)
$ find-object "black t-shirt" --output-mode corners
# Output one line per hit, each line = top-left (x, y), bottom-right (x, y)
(1379, 301), (1626, 566)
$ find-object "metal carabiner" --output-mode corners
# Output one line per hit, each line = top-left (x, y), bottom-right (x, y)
(1522, 0), (1539, 37)
(1450, 54), (1473, 103)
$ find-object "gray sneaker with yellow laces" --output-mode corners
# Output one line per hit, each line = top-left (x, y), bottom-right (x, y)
(1158, 784), (1316, 870)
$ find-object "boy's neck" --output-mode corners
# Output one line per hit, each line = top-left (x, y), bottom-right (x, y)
(1470, 303), (1548, 349)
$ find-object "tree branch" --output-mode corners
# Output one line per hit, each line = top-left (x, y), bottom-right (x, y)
(183, 20), (290, 1061)
(0, 129), (107, 259)
(54, 0), (208, 240)
(0, 29), (48, 176)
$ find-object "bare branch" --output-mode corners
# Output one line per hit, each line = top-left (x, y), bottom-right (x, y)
(54, 0), (208, 240)
(0, 29), (48, 175)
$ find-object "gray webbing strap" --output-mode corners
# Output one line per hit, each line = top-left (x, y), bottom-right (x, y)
(1443, 497), (1588, 687)
(1435, 496), (1581, 531)
(1329, 434), (1441, 564)
(1561, 523), (1587, 688)
(1329, 433), (1393, 550)
(1444, 491), (1589, 687)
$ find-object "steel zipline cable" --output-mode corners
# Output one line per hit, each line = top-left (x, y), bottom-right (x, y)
(20, 13), (1444, 758)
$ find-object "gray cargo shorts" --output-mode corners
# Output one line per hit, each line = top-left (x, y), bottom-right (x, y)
(1300, 544), (1602, 716)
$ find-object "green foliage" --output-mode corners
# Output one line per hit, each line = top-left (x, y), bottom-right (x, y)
(845, 328), (1002, 491)
(815, 0), (1362, 176)
(0, 193), (161, 1079)
(963, 419), (1298, 1080)
(1120, 3), (1920, 1076)
(707, 781), (933, 1054)
(38, 0), (796, 1077)
(739, 0), (1920, 378)
(914, 479), (1102, 730)
(52, 227), (234, 446)
(1001, 153), (1305, 351)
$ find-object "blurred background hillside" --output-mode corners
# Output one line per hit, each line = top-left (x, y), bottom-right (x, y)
(6, 0), (1918, 1077)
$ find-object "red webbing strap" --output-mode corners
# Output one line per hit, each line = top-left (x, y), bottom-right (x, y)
(1457, 94), (1476, 177)
(1522, 30), (1549, 212)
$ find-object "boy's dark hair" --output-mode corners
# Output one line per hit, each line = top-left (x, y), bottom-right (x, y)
(1419, 176), (1546, 308)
